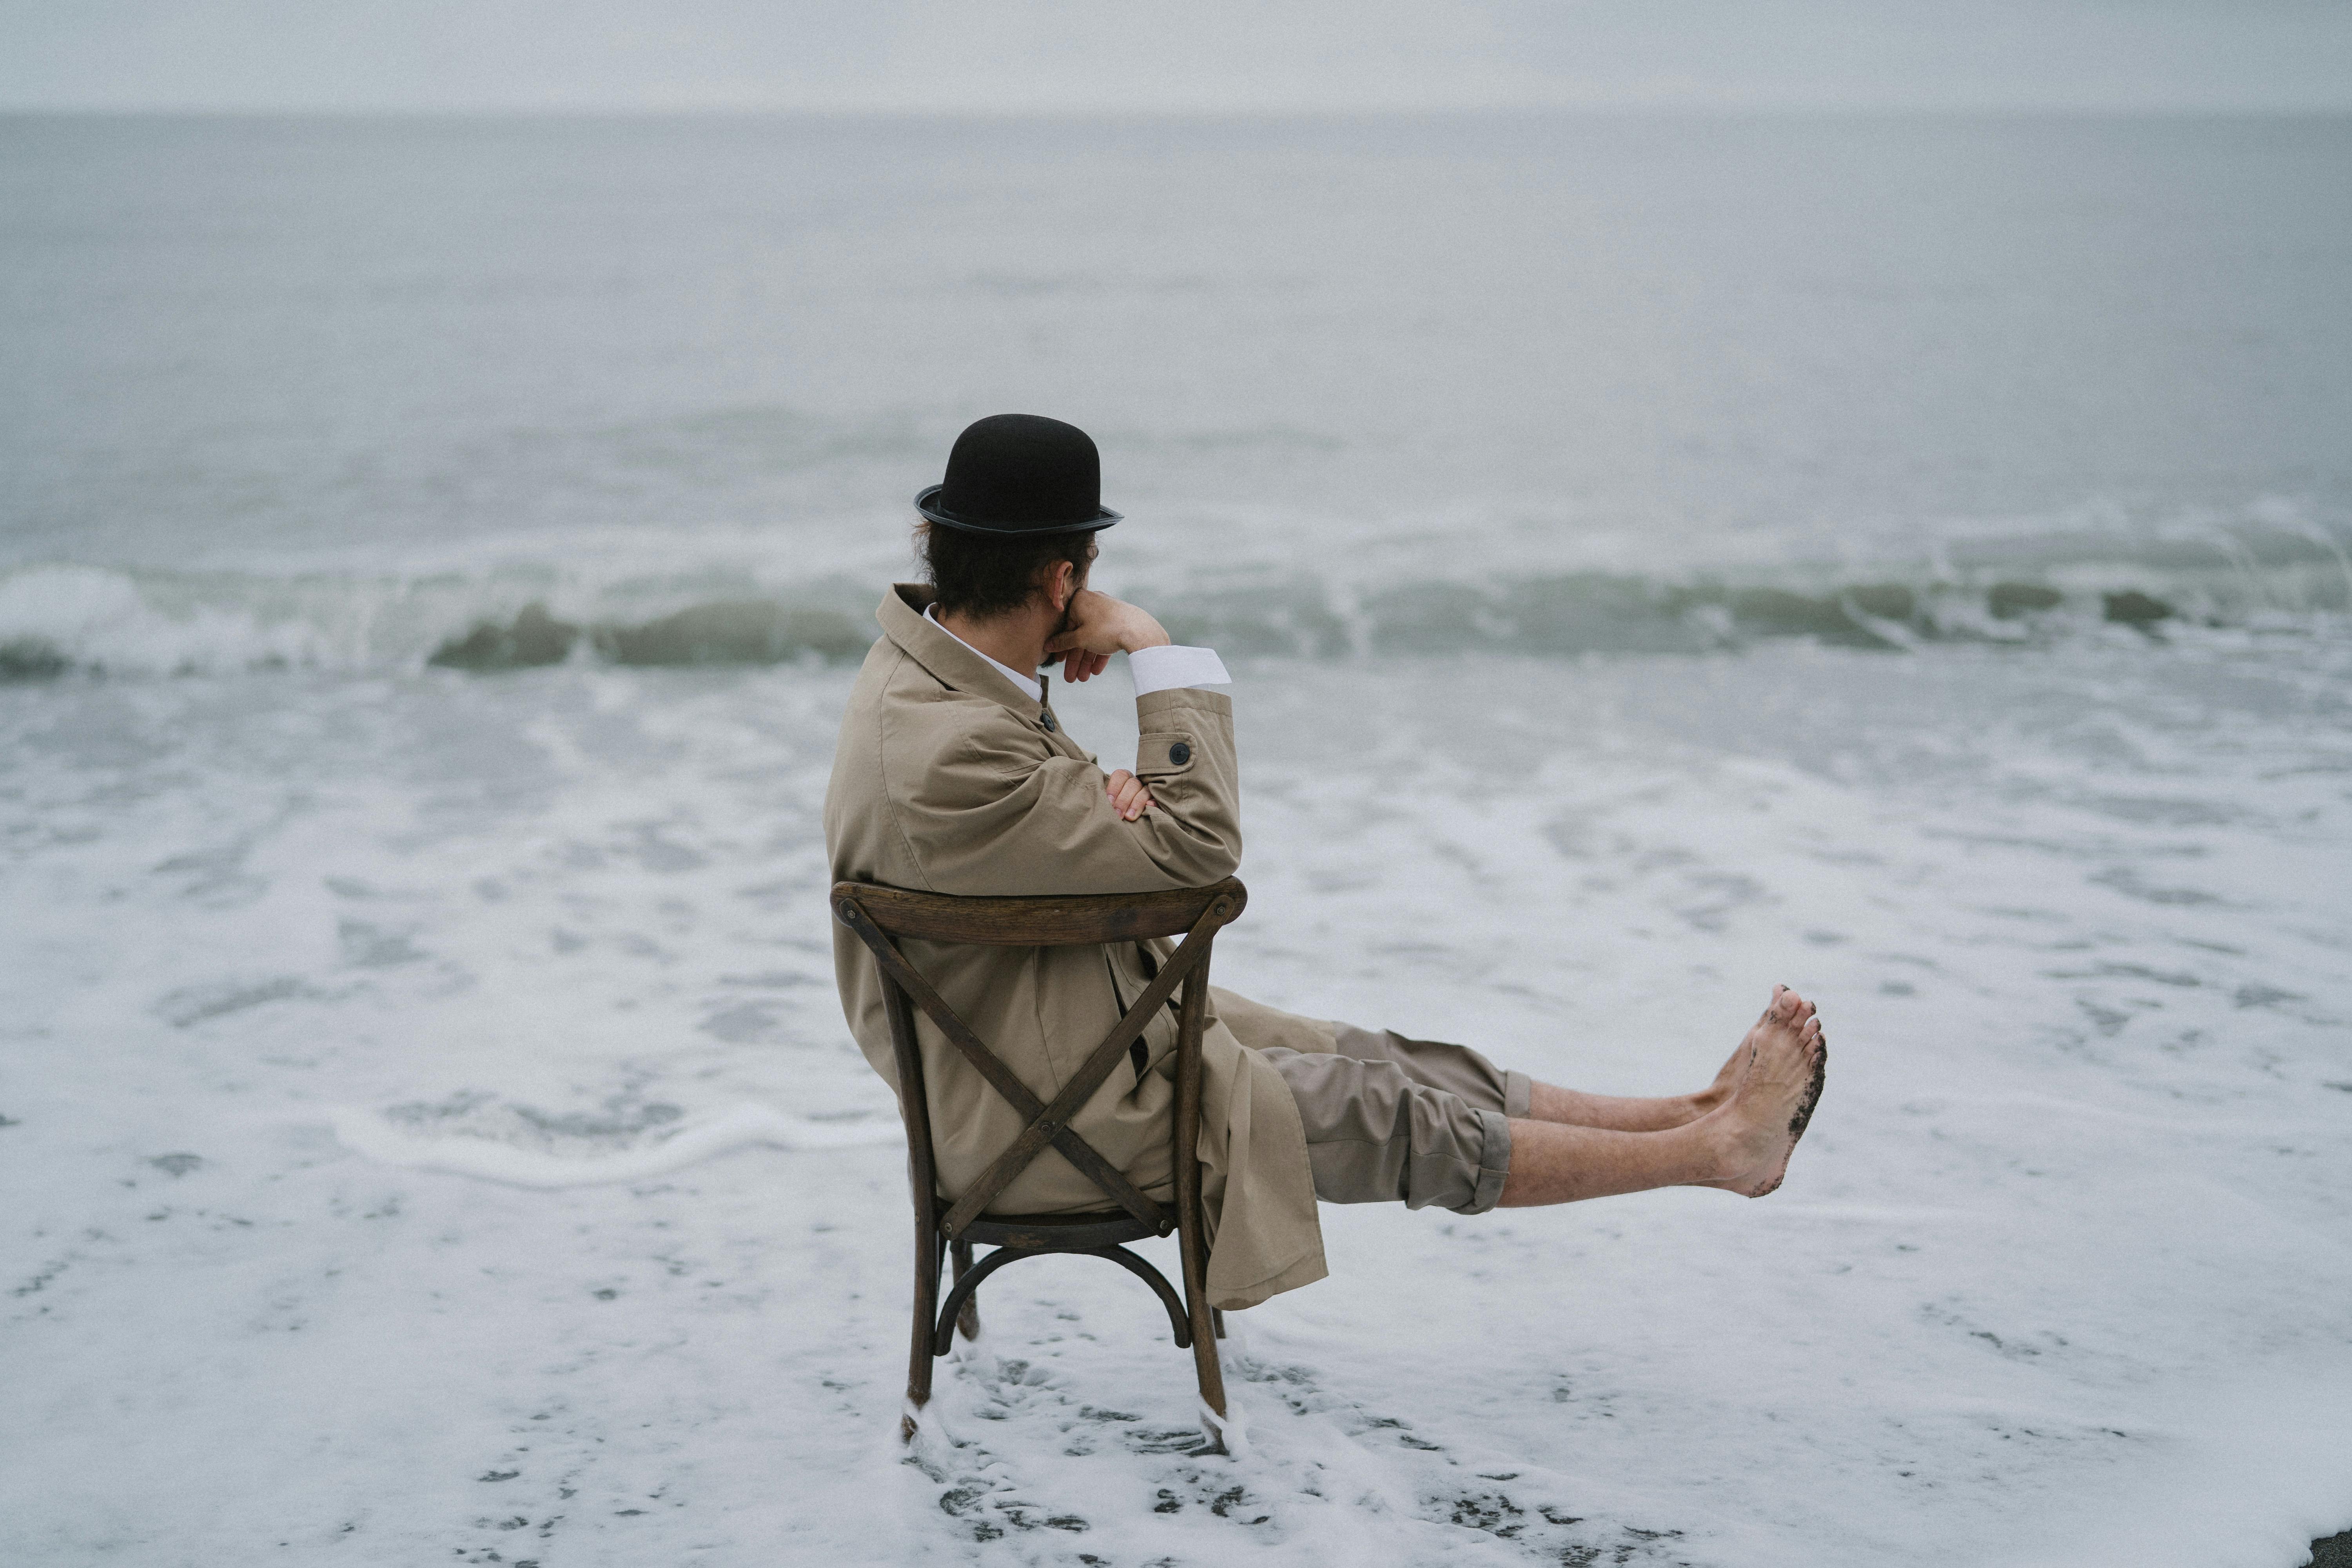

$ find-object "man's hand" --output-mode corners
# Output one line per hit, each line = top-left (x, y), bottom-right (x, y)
(1105, 768), (1155, 821)
(1045, 589), (1171, 683)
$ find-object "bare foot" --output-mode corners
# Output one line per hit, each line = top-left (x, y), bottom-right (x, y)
(1688, 983), (1795, 1118)
(1689, 1034), (1751, 1118)
(1698, 985), (1827, 1197)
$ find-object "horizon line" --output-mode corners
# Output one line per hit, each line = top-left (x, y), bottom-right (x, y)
(7, 101), (2351, 122)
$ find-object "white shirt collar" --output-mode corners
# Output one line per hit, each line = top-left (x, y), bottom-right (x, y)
(925, 604), (1044, 702)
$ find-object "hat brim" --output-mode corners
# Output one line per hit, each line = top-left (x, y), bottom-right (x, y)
(915, 485), (1121, 535)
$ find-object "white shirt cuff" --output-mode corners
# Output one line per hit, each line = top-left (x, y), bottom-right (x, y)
(1128, 644), (1230, 697)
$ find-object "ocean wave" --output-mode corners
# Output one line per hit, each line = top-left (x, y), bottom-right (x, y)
(3, 518), (2347, 681)
(1148, 571), (2336, 659)
(0, 560), (882, 679)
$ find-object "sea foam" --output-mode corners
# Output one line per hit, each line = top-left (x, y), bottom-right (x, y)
(327, 1102), (899, 1188)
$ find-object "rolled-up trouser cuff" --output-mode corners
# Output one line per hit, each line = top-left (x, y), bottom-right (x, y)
(1459, 1107), (1514, 1215)
(1503, 1069), (1533, 1120)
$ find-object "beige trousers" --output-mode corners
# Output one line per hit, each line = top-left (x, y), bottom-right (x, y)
(1210, 989), (1530, 1216)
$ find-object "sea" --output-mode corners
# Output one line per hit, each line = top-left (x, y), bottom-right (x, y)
(3, 114), (2349, 1567)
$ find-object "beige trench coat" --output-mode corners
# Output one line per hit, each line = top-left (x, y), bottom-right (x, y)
(824, 585), (1327, 1309)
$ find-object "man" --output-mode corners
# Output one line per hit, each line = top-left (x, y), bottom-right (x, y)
(825, 414), (1826, 1312)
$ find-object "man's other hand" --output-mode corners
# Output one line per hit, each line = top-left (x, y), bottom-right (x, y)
(1046, 589), (1172, 682)
(1105, 768), (1155, 821)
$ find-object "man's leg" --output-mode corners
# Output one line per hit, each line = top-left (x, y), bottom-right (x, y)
(1521, 988), (1814, 1131)
(1221, 984), (1827, 1212)
(1501, 987), (1825, 1205)
(1213, 983), (1789, 1137)
(1524, 1054), (1738, 1132)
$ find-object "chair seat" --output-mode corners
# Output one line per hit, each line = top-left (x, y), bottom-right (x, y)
(950, 1208), (1166, 1250)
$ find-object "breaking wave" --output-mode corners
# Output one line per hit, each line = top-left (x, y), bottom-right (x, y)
(0, 560), (883, 680)
(3, 513), (2348, 681)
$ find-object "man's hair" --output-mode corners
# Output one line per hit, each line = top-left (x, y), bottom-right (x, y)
(919, 524), (1098, 621)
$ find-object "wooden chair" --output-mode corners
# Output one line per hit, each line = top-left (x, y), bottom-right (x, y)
(831, 877), (1248, 1442)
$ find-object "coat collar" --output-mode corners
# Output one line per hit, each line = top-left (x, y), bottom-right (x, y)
(877, 584), (1087, 758)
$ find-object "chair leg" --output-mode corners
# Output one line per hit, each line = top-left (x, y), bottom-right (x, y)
(951, 1238), (980, 1340)
(1212, 1308), (1226, 1341)
(905, 1220), (942, 1439)
(1176, 1206), (1226, 1422)
(1171, 968), (1228, 1430)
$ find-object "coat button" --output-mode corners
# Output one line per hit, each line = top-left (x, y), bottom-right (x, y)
(1040, 710), (1058, 732)
(1168, 741), (1191, 766)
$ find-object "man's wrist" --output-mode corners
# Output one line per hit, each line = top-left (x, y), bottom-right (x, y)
(1116, 612), (1172, 654)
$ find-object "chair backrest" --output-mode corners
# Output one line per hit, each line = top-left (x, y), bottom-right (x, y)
(833, 878), (1247, 1241)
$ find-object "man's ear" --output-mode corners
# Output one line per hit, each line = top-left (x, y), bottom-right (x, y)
(1045, 559), (1075, 613)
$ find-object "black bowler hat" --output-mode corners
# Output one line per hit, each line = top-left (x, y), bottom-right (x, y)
(915, 414), (1123, 535)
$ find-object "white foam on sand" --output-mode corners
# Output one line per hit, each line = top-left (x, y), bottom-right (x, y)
(4, 641), (2350, 1566)
(327, 1102), (900, 1188)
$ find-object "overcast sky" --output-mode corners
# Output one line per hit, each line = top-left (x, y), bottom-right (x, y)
(7, 0), (2350, 115)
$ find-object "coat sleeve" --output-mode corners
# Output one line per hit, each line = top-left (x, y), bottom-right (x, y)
(892, 687), (1241, 896)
